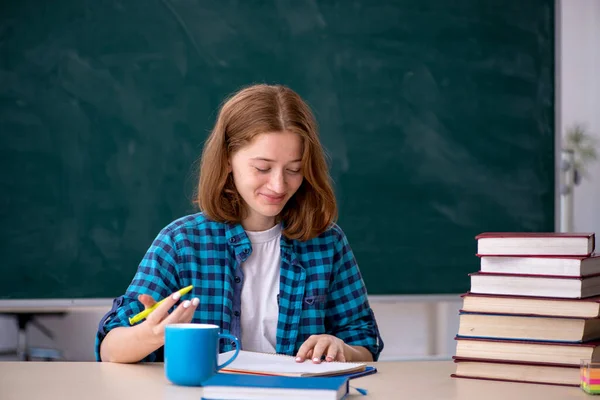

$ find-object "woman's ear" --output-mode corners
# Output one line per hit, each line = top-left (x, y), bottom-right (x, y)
(227, 158), (232, 173)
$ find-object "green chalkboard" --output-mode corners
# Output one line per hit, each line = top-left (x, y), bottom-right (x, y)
(0, 0), (554, 298)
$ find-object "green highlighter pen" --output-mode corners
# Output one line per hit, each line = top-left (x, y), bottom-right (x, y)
(128, 285), (194, 325)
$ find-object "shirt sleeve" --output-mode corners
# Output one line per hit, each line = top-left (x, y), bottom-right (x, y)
(94, 228), (182, 362)
(325, 226), (384, 361)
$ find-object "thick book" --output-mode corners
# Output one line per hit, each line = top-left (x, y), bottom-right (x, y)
(201, 373), (349, 400)
(457, 312), (600, 342)
(217, 350), (366, 377)
(475, 232), (595, 257)
(454, 336), (600, 366)
(460, 292), (600, 318)
(479, 254), (600, 277)
(452, 358), (580, 387)
(469, 271), (600, 298)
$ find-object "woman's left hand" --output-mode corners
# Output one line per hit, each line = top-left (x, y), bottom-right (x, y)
(295, 334), (348, 363)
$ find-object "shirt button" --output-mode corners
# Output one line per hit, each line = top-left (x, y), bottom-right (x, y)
(229, 237), (236, 243)
(243, 248), (249, 254)
(231, 341), (237, 348)
(234, 310), (240, 317)
(234, 276), (241, 284)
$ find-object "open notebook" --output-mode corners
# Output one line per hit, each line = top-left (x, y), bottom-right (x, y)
(218, 350), (367, 377)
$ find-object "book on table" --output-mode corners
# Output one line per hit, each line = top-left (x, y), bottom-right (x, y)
(452, 231), (600, 387)
(452, 358), (580, 387)
(200, 373), (350, 400)
(454, 336), (600, 366)
(460, 292), (600, 318)
(479, 254), (600, 276)
(200, 351), (375, 400)
(457, 312), (600, 342)
(475, 232), (595, 257)
(217, 350), (367, 377)
(469, 271), (600, 298)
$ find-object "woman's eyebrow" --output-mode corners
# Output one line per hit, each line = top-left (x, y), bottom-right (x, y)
(251, 157), (302, 163)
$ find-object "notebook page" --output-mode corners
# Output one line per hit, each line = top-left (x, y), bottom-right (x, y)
(218, 350), (366, 377)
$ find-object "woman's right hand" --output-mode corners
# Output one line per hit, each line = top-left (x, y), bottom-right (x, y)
(137, 291), (199, 344)
(100, 291), (199, 363)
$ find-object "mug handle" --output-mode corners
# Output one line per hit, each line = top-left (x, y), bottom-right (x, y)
(217, 333), (240, 371)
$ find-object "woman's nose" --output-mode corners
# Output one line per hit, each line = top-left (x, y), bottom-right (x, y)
(268, 171), (286, 193)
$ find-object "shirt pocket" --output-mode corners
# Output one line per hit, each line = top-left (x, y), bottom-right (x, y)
(299, 294), (328, 335)
(302, 294), (328, 308)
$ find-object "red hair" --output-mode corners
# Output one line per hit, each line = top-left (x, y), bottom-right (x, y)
(196, 84), (337, 241)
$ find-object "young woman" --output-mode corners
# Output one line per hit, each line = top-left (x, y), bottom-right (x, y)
(95, 84), (383, 364)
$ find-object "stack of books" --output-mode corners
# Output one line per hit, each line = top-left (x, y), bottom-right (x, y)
(199, 350), (376, 400)
(452, 232), (600, 386)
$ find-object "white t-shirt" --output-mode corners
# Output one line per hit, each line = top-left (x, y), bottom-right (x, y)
(240, 224), (281, 353)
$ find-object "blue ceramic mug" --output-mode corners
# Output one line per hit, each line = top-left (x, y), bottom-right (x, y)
(164, 323), (240, 386)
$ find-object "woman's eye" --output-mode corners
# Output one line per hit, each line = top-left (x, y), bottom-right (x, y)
(255, 167), (270, 173)
(287, 169), (301, 174)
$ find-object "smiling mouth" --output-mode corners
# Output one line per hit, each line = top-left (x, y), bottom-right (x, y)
(260, 193), (286, 203)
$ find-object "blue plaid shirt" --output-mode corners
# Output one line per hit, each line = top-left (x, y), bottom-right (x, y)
(95, 213), (383, 362)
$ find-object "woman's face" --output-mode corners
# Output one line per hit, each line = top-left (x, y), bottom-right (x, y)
(229, 131), (304, 231)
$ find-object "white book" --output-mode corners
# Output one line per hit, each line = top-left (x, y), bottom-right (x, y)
(454, 359), (580, 386)
(475, 232), (595, 257)
(480, 254), (600, 277)
(217, 350), (366, 377)
(469, 272), (600, 299)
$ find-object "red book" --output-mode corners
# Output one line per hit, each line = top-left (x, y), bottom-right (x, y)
(475, 232), (595, 257)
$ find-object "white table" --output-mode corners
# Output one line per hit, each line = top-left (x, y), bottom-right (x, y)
(0, 360), (591, 400)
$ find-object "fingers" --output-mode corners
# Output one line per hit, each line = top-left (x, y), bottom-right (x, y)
(296, 335), (346, 364)
(306, 349), (313, 361)
(160, 300), (189, 325)
(145, 290), (183, 324)
(162, 297), (199, 326)
(332, 345), (346, 362)
(295, 335), (318, 362)
(322, 341), (345, 363)
(180, 297), (200, 323)
(138, 294), (157, 309)
(311, 339), (330, 364)
(325, 346), (338, 363)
